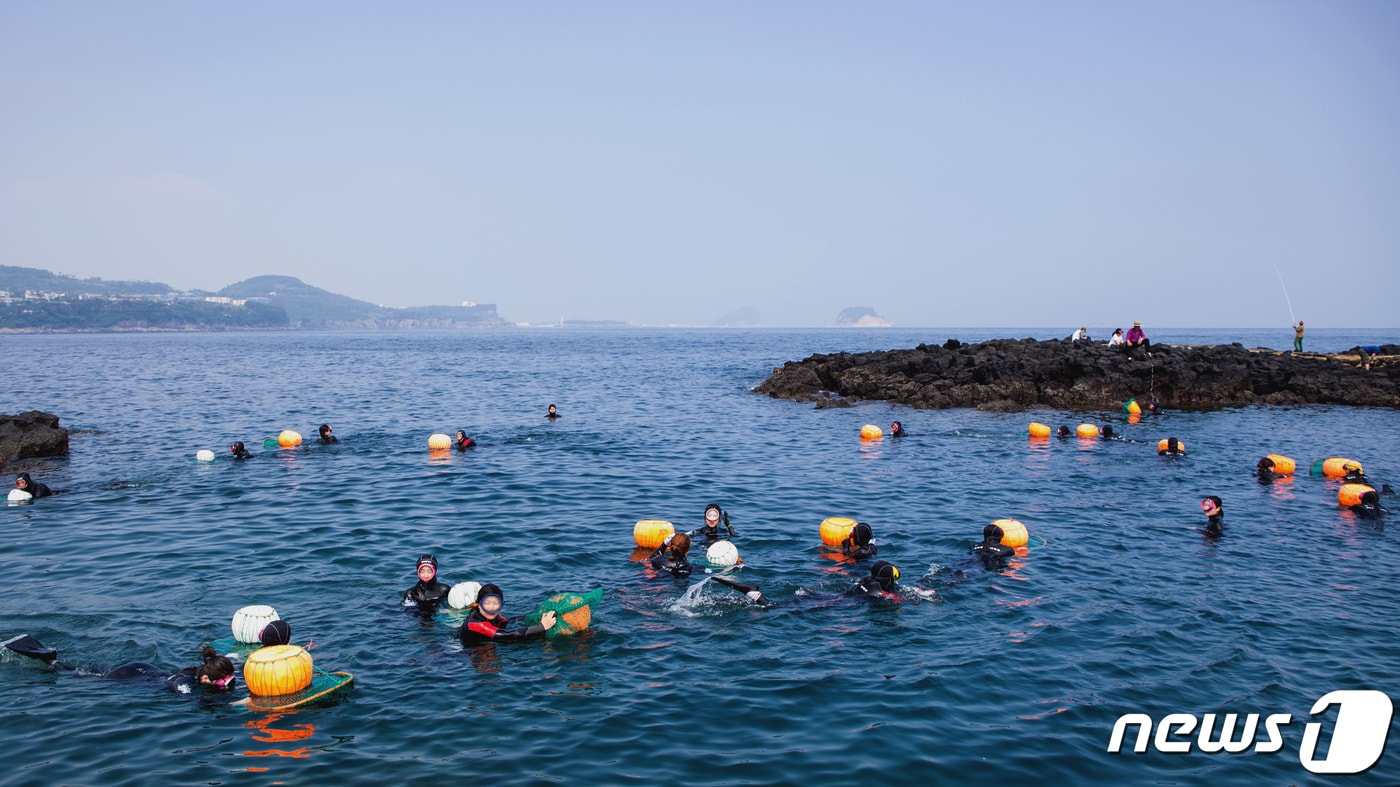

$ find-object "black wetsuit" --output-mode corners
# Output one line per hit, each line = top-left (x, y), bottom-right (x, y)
(104, 662), (234, 693)
(15, 473), (53, 498)
(454, 435), (475, 450)
(1204, 513), (1225, 537)
(970, 541), (1015, 567)
(231, 443), (253, 460)
(649, 547), (692, 577)
(843, 544), (878, 559)
(403, 579), (452, 608)
(846, 577), (899, 601)
(458, 609), (548, 645)
(318, 435), (339, 444)
(689, 524), (735, 543)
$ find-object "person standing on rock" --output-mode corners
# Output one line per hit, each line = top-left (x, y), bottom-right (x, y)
(1293, 321), (1304, 353)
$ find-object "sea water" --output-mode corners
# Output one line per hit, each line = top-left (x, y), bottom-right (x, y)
(2, 327), (1397, 786)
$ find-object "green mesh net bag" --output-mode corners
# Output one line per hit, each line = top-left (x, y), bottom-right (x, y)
(524, 589), (602, 639)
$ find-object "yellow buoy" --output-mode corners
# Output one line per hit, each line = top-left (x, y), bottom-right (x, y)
(1319, 457), (1359, 478)
(820, 516), (857, 546)
(244, 644), (314, 696)
(231, 605), (279, 644)
(1076, 424), (1099, 438)
(1339, 484), (1375, 507)
(633, 519), (674, 549)
(1264, 454), (1296, 475)
(427, 433), (451, 450)
(860, 424), (883, 440)
(277, 430), (302, 448)
(1158, 438), (1186, 454)
(992, 518), (1028, 548)
(1125, 399), (1142, 415)
(1028, 422), (1051, 438)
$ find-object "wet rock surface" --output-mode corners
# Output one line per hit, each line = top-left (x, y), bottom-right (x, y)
(0, 411), (70, 467)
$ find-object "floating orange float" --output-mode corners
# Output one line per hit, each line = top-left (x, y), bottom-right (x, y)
(1263, 454), (1296, 475)
(244, 645), (314, 696)
(633, 519), (674, 549)
(277, 430), (302, 448)
(1158, 438), (1186, 454)
(1076, 424), (1099, 438)
(1315, 457), (1360, 478)
(992, 518), (1028, 548)
(860, 424), (883, 440)
(820, 516), (857, 546)
(1338, 484), (1375, 508)
(427, 433), (451, 450)
(1028, 422), (1051, 438)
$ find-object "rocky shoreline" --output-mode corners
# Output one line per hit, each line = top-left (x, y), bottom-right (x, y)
(0, 411), (70, 468)
(753, 339), (1400, 410)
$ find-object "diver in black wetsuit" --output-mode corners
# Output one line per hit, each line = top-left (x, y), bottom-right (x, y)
(230, 441), (253, 460)
(1100, 425), (1116, 440)
(649, 533), (693, 577)
(546, 404), (559, 421)
(889, 421), (907, 438)
(14, 472), (53, 498)
(3, 636), (236, 693)
(453, 430), (475, 450)
(457, 584), (557, 645)
(841, 522), (877, 559)
(847, 561), (901, 600)
(970, 523), (1016, 566)
(1257, 457), (1278, 483)
(1160, 437), (1185, 456)
(1201, 496), (1225, 537)
(402, 554), (452, 611)
(1057, 426), (1072, 438)
(689, 504), (736, 542)
(317, 424), (339, 444)
(711, 575), (772, 606)
(1349, 490), (1387, 520)
(259, 620), (292, 646)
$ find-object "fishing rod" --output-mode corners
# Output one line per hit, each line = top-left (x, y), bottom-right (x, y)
(1274, 266), (1297, 325)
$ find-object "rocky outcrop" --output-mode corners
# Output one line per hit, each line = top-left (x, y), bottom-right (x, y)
(0, 411), (70, 467)
(754, 339), (1400, 410)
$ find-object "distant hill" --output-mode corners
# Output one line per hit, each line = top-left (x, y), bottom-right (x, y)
(0, 267), (505, 331)
(834, 306), (892, 327)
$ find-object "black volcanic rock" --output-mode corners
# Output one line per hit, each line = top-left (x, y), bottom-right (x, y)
(753, 339), (1400, 410)
(0, 411), (70, 467)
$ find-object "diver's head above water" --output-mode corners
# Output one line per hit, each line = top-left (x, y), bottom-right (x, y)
(1201, 496), (1223, 518)
(703, 504), (721, 527)
(982, 523), (1005, 545)
(476, 583), (504, 619)
(416, 554), (438, 583)
(870, 561), (900, 593)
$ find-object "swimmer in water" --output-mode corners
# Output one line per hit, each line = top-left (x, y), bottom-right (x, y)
(1201, 496), (1224, 537)
(403, 554), (452, 612)
(14, 472), (53, 498)
(1159, 437), (1186, 456)
(1342, 463), (1369, 484)
(1100, 425), (1116, 440)
(1057, 426), (1072, 438)
(649, 533), (693, 578)
(840, 521), (877, 559)
(847, 561), (901, 600)
(258, 620), (292, 647)
(969, 523), (1016, 566)
(689, 503), (736, 542)
(711, 575), (773, 606)
(457, 584), (557, 645)
(229, 441), (253, 460)
(3, 636), (236, 693)
(546, 404), (559, 420)
(1349, 490), (1386, 520)
(453, 430), (475, 450)
(1256, 456), (1278, 482)
(889, 421), (907, 438)
(317, 424), (338, 444)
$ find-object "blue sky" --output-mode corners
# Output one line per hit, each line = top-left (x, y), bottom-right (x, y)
(2, 1), (1397, 328)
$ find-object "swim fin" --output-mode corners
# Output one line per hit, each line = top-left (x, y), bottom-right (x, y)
(3, 634), (59, 665)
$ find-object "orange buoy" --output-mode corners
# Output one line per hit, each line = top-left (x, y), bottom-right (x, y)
(1317, 457), (1360, 478)
(1158, 438), (1186, 454)
(427, 433), (451, 450)
(992, 518), (1028, 548)
(1076, 424), (1099, 438)
(1338, 484), (1375, 507)
(1028, 422), (1051, 438)
(820, 516), (857, 546)
(1124, 399), (1142, 415)
(277, 430), (302, 448)
(546, 593), (593, 634)
(244, 644), (313, 696)
(633, 519), (674, 549)
(860, 424), (883, 440)
(1264, 454), (1296, 475)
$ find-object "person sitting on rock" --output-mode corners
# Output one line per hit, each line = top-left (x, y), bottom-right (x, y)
(1108, 328), (1125, 348)
(1071, 327), (1089, 342)
(1125, 321), (1151, 359)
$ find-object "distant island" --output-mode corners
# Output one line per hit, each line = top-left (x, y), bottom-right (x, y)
(0, 266), (503, 331)
(833, 307), (892, 328)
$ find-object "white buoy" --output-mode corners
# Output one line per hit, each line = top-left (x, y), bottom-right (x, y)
(448, 581), (482, 610)
(231, 605), (280, 644)
(195, 449), (216, 462)
(706, 540), (740, 567)
(8, 489), (34, 502)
